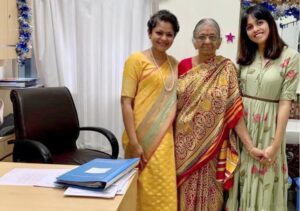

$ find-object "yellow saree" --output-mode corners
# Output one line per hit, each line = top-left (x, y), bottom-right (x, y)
(175, 56), (243, 211)
(121, 52), (177, 211)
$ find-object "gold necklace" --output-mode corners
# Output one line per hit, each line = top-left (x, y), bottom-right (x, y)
(149, 49), (175, 92)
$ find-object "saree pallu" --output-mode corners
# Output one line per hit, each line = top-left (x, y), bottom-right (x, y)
(121, 52), (177, 211)
(175, 56), (243, 211)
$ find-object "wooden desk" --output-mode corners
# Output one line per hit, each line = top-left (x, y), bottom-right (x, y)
(0, 162), (137, 211)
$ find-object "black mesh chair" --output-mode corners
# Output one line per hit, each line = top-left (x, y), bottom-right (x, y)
(10, 87), (119, 165)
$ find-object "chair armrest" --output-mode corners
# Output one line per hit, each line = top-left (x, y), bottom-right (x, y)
(13, 139), (53, 163)
(80, 127), (119, 159)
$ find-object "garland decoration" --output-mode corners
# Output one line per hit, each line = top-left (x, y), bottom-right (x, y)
(242, 0), (299, 27)
(16, 0), (33, 66)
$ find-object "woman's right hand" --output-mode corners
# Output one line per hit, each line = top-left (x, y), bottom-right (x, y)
(248, 147), (265, 161)
(127, 142), (147, 169)
(260, 145), (278, 166)
(121, 97), (147, 168)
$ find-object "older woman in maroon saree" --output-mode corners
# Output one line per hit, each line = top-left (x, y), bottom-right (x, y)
(175, 18), (265, 211)
(175, 55), (243, 210)
(174, 18), (249, 211)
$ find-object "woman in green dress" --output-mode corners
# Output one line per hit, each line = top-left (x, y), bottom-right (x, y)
(226, 5), (299, 211)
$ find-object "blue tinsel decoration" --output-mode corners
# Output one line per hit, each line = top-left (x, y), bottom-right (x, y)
(21, 22), (30, 30)
(19, 5), (29, 12)
(242, 1), (299, 21)
(279, 23), (284, 29)
(242, 0), (252, 8)
(16, 0), (32, 66)
(260, 2), (277, 13)
(19, 32), (30, 42)
(284, 7), (300, 21)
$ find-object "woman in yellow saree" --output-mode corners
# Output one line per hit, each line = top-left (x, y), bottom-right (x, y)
(121, 10), (179, 211)
(175, 19), (264, 211)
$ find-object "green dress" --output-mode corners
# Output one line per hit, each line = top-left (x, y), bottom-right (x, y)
(226, 47), (299, 211)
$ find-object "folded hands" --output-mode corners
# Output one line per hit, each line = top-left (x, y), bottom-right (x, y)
(248, 145), (278, 166)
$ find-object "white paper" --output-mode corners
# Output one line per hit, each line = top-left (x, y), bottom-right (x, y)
(63, 169), (137, 198)
(0, 168), (71, 187)
(64, 185), (118, 198)
(115, 169), (136, 195)
(85, 167), (111, 174)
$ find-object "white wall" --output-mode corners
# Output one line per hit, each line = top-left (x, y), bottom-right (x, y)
(159, 0), (300, 93)
(159, 0), (241, 63)
(0, 60), (15, 78)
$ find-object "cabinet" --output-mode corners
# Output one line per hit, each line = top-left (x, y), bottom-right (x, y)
(0, 88), (13, 116)
(0, 134), (14, 161)
(0, 88), (14, 161)
(0, 0), (18, 60)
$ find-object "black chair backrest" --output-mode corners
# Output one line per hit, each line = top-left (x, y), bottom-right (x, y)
(10, 87), (80, 153)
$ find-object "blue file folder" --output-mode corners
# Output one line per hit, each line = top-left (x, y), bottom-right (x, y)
(56, 158), (139, 189)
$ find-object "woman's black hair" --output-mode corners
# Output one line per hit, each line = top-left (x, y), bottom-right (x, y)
(237, 4), (286, 65)
(147, 10), (180, 36)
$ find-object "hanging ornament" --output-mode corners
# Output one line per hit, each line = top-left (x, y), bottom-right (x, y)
(241, 0), (299, 21)
(225, 33), (235, 43)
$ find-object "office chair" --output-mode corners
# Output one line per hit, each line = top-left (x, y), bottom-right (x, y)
(10, 87), (119, 165)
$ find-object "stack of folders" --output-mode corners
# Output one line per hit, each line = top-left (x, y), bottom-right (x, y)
(0, 78), (38, 88)
(56, 158), (139, 198)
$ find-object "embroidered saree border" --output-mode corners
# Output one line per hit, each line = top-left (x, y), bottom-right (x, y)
(176, 57), (243, 188)
(134, 58), (177, 170)
(136, 88), (176, 160)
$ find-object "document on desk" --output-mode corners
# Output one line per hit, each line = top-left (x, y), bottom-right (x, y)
(64, 185), (119, 198)
(0, 168), (71, 187)
(56, 158), (139, 190)
(64, 169), (136, 198)
(115, 168), (136, 195)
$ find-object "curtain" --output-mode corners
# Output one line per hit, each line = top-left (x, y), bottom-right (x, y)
(32, 0), (158, 157)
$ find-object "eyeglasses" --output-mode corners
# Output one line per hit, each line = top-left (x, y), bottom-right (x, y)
(195, 35), (219, 42)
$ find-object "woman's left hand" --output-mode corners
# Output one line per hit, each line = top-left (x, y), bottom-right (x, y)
(249, 147), (265, 161)
(261, 145), (278, 165)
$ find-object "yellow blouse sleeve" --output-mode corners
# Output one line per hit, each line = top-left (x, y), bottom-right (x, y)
(121, 53), (142, 98)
